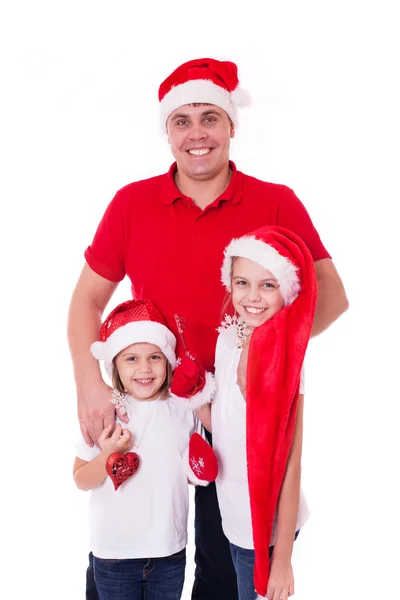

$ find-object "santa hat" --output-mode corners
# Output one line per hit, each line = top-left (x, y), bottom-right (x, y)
(221, 226), (317, 598)
(91, 299), (177, 372)
(159, 58), (250, 128)
(221, 230), (301, 306)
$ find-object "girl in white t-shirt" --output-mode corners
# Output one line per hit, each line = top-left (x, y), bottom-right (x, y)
(198, 226), (317, 600)
(73, 299), (217, 600)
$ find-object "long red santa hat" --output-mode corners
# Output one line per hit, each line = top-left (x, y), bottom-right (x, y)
(221, 225), (318, 598)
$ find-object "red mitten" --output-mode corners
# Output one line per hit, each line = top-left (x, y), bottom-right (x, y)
(106, 451), (140, 491)
(186, 432), (218, 485)
(170, 354), (206, 398)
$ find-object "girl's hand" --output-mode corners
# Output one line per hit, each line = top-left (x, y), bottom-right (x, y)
(98, 424), (132, 455)
(267, 559), (294, 600)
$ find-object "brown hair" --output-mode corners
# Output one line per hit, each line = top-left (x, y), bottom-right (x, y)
(112, 355), (173, 400)
(220, 290), (235, 322)
(220, 257), (236, 321)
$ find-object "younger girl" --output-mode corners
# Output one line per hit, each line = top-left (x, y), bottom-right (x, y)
(73, 299), (216, 600)
(200, 226), (317, 600)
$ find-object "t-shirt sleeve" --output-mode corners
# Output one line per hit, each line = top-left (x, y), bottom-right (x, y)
(75, 434), (101, 462)
(84, 189), (129, 282)
(277, 186), (331, 262)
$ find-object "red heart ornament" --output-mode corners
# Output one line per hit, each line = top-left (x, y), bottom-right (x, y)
(106, 451), (140, 490)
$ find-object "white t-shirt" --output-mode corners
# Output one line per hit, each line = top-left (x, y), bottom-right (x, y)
(211, 325), (310, 550)
(75, 395), (197, 559)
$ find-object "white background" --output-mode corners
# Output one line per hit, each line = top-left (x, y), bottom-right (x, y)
(1, 1), (399, 599)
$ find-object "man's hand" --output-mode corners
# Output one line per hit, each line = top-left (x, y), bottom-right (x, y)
(267, 558), (294, 600)
(78, 380), (128, 447)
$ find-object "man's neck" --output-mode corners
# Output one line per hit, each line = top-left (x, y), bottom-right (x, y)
(174, 165), (232, 210)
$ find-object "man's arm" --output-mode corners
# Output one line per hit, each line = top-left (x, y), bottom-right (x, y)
(311, 258), (349, 337)
(67, 263), (122, 447)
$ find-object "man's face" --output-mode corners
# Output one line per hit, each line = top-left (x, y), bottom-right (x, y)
(166, 104), (235, 180)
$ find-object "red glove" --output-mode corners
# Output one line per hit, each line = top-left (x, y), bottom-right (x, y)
(170, 354), (206, 398)
(187, 432), (218, 484)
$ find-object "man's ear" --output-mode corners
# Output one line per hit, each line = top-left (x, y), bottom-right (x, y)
(165, 118), (171, 143)
(230, 121), (236, 139)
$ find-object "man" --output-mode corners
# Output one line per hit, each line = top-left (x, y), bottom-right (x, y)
(68, 58), (348, 600)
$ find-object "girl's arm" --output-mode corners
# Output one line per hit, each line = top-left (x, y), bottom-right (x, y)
(267, 393), (304, 599)
(196, 404), (212, 432)
(73, 451), (112, 491)
(73, 424), (132, 491)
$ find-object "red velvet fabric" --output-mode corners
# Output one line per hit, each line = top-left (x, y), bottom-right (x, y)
(158, 58), (239, 100)
(245, 226), (318, 597)
(170, 354), (206, 398)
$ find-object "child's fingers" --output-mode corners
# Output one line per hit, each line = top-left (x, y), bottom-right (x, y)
(99, 424), (113, 441)
(110, 423), (122, 440)
(120, 428), (132, 442)
(266, 588), (279, 600)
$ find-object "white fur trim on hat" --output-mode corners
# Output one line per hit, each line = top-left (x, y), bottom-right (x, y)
(170, 370), (215, 410)
(91, 320), (177, 369)
(221, 236), (301, 306)
(183, 445), (209, 487)
(160, 79), (238, 127)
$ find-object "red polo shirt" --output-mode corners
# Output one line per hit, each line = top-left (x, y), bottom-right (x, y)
(85, 162), (330, 371)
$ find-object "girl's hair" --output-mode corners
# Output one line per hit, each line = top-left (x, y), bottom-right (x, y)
(220, 290), (235, 322)
(220, 257), (236, 321)
(112, 354), (173, 400)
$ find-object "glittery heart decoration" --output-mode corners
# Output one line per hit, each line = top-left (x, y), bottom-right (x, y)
(106, 452), (140, 491)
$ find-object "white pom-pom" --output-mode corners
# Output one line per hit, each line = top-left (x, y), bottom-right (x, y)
(90, 341), (106, 360)
(231, 86), (251, 107)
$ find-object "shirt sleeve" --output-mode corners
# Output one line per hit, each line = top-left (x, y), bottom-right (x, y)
(84, 188), (129, 282)
(75, 434), (101, 462)
(277, 186), (331, 262)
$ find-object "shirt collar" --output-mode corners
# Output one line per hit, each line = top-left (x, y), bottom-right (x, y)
(162, 161), (243, 206)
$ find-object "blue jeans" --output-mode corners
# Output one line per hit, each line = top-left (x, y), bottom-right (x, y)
(92, 548), (186, 600)
(229, 532), (300, 600)
(229, 544), (257, 600)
